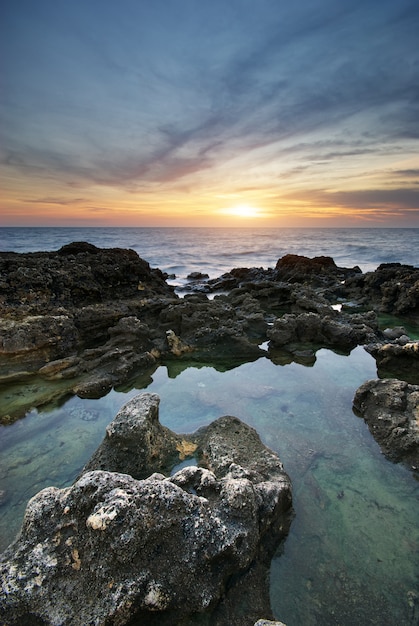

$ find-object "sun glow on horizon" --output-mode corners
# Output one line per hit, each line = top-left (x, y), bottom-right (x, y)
(222, 204), (264, 219)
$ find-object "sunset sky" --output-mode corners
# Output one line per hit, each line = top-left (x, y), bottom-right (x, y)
(1, 0), (419, 227)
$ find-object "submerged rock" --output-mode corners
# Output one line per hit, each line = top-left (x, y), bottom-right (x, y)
(353, 379), (419, 469)
(0, 393), (293, 626)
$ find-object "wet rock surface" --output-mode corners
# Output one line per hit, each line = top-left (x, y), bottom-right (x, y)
(353, 379), (419, 469)
(1, 243), (418, 461)
(0, 393), (293, 626)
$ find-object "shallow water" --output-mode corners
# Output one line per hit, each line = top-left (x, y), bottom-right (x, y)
(1, 226), (418, 623)
(1, 347), (418, 625)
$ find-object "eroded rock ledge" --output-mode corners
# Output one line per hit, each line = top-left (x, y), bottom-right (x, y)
(0, 393), (293, 626)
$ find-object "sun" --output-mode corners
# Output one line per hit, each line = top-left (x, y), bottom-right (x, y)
(225, 204), (261, 218)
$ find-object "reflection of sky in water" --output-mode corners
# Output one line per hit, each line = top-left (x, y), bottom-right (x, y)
(0, 347), (418, 624)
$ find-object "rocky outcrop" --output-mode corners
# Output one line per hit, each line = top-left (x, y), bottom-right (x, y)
(343, 262), (419, 318)
(1, 246), (416, 422)
(0, 244), (177, 404)
(0, 393), (293, 626)
(0, 241), (173, 315)
(274, 254), (361, 286)
(267, 310), (379, 353)
(353, 379), (419, 469)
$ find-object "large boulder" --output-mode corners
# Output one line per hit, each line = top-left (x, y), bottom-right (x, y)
(353, 379), (419, 469)
(0, 242), (174, 315)
(0, 393), (293, 626)
(274, 254), (361, 286)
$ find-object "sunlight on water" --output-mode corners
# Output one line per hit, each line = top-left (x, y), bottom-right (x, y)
(0, 348), (418, 625)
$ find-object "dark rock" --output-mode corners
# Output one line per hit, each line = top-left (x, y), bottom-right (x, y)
(267, 311), (379, 352)
(353, 379), (419, 469)
(0, 315), (78, 370)
(274, 254), (361, 286)
(187, 271), (210, 280)
(0, 393), (293, 626)
(343, 263), (419, 318)
(365, 340), (419, 384)
(0, 244), (174, 315)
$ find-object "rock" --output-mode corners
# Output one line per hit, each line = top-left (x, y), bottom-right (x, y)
(353, 379), (419, 468)
(0, 315), (78, 369)
(0, 393), (293, 626)
(165, 329), (194, 356)
(274, 254), (361, 286)
(267, 311), (379, 352)
(187, 271), (210, 280)
(383, 326), (409, 340)
(343, 262), (419, 317)
(254, 621), (287, 626)
(0, 244), (174, 315)
(81, 393), (182, 478)
(366, 340), (419, 384)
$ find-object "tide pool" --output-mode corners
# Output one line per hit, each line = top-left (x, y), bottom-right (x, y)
(0, 347), (418, 625)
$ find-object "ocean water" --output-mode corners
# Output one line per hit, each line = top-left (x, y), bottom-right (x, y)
(0, 227), (418, 625)
(1, 227), (419, 287)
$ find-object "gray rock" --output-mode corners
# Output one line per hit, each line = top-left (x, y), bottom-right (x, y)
(267, 311), (379, 352)
(365, 340), (419, 384)
(353, 378), (419, 468)
(0, 393), (293, 626)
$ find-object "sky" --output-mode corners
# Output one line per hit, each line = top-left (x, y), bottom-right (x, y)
(1, 0), (419, 228)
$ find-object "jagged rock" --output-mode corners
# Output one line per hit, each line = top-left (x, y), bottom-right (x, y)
(0, 393), (293, 626)
(274, 254), (361, 286)
(343, 262), (419, 317)
(267, 310), (379, 352)
(0, 244), (174, 316)
(365, 340), (419, 384)
(353, 379), (419, 468)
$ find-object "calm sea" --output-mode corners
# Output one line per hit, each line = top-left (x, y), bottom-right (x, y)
(1, 226), (418, 625)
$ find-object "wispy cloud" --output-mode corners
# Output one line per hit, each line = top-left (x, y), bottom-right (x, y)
(1, 0), (418, 225)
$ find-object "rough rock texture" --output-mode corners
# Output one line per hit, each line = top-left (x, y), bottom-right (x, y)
(353, 379), (419, 468)
(274, 254), (361, 286)
(1, 246), (417, 422)
(0, 241), (173, 314)
(267, 311), (379, 353)
(0, 393), (293, 626)
(365, 340), (419, 384)
(343, 262), (419, 318)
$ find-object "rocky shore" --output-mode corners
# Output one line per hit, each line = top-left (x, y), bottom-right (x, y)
(1, 243), (418, 624)
(1, 244), (418, 468)
(0, 393), (293, 625)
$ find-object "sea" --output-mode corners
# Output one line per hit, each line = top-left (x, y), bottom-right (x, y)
(1, 227), (418, 625)
(1, 226), (419, 288)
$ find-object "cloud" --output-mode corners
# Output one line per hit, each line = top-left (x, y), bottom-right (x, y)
(1, 0), (418, 227)
(24, 197), (87, 206)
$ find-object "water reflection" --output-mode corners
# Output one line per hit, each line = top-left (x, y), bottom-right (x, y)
(0, 348), (418, 625)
